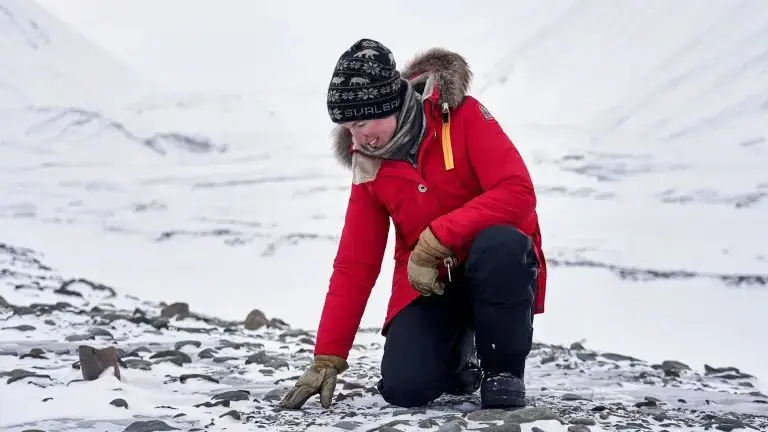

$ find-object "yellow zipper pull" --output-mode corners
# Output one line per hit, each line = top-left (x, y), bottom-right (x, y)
(441, 102), (455, 171)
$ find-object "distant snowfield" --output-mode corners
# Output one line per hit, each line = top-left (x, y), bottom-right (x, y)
(3, 0), (768, 402)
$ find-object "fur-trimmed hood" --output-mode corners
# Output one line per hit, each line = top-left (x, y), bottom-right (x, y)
(331, 48), (473, 170)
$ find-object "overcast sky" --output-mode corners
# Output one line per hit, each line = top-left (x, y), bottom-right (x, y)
(34, 0), (520, 94)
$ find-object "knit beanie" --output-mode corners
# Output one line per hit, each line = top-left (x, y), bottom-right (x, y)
(327, 38), (408, 124)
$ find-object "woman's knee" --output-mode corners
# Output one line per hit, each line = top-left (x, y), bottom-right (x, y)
(377, 372), (444, 407)
(469, 225), (532, 261)
(377, 294), (459, 407)
(378, 324), (452, 407)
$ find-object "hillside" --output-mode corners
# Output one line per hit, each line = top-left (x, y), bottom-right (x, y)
(0, 0), (147, 108)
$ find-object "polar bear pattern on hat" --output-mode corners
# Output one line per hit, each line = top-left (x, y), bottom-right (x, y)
(327, 38), (408, 123)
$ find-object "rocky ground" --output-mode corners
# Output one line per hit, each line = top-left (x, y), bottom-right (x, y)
(1, 242), (766, 432)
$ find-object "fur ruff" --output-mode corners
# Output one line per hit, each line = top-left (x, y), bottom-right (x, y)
(330, 48), (473, 170)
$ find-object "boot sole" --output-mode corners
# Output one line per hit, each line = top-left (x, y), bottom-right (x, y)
(481, 390), (526, 409)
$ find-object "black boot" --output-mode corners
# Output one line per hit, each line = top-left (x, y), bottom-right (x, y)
(445, 329), (482, 395)
(481, 372), (526, 408)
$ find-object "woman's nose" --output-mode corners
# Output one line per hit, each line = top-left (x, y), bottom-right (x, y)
(352, 131), (368, 145)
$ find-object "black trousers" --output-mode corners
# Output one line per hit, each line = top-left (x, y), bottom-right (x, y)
(378, 225), (538, 408)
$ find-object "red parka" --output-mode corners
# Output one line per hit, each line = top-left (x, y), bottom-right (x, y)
(315, 48), (547, 360)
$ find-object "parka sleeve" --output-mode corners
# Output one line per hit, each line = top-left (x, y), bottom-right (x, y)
(429, 96), (536, 252)
(314, 182), (389, 360)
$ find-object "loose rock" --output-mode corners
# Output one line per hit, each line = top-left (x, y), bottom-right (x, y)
(149, 350), (192, 364)
(179, 373), (219, 384)
(174, 340), (202, 350)
(160, 302), (190, 319)
(505, 407), (563, 424)
(123, 420), (179, 431)
(19, 348), (47, 359)
(212, 389), (250, 402)
(4, 369), (53, 384)
(245, 350), (289, 369)
(219, 409), (241, 420)
(78, 345), (120, 381)
(2, 324), (36, 331)
(244, 309), (269, 330)
(110, 398), (128, 408)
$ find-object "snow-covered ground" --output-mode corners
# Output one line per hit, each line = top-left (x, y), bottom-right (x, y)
(1, 0), (767, 430)
(2, 242), (767, 432)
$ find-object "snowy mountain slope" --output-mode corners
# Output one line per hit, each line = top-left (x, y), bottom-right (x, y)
(477, 1), (768, 132)
(0, 0), (229, 163)
(478, 0), (767, 205)
(474, 0), (768, 270)
(1, 243), (766, 432)
(0, 0), (146, 108)
(0, 104), (229, 170)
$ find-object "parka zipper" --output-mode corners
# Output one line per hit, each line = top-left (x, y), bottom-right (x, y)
(441, 102), (455, 171)
(440, 102), (457, 280)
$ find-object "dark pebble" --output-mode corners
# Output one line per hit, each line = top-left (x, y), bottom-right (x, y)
(2, 324), (36, 331)
(110, 398), (128, 408)
(219, 409), (241, 420)
(174, 340), (202, 350)
(179, 374), (219, 384)
(123, 420), (179, 431)
(212, 390), (250, 401)
(149, 350), (191, 364)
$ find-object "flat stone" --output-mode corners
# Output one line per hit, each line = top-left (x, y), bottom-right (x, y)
(504, 407), (563, 424)
(123, 420), (179, 431)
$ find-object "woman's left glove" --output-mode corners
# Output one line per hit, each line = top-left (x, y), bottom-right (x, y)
(407, 228), (453, 296)
(278, 355), (348, 409)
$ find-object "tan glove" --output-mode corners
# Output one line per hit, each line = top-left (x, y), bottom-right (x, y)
(408, 260), (444, 296)
(278, 355), (349, 409)
(407, 228), (453, 296)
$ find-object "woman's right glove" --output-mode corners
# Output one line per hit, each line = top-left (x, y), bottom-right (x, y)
(408, 227), (453, 296)
(278, 354), (349, 409)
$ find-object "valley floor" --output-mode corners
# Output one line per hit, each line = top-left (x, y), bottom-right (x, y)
(1, 242), (766, 432)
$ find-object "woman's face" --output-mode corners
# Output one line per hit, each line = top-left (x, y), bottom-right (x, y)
(342, 114), (397, 149)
